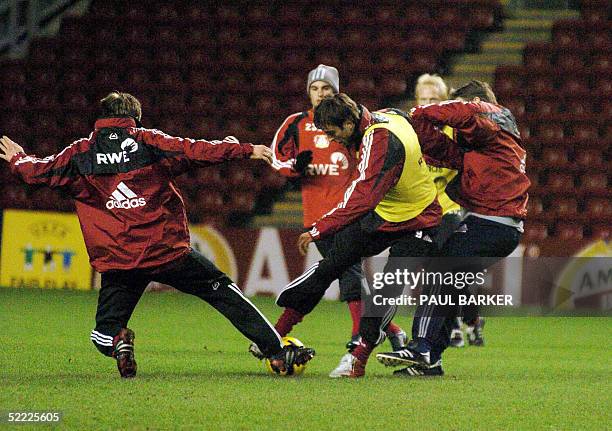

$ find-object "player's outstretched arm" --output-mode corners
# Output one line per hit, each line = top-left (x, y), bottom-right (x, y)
(250, 145), (273, 165)
(0, 136), (24, 162)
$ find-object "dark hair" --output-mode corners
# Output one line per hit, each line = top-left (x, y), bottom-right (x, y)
(100, 91), (142, 120)
(313, 93), (360, 129)
(450, 80), (497, 104)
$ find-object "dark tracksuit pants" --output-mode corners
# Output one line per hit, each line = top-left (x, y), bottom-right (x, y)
(90, 250), (283, 358)
(277, 212), (437, 347)
(315, 236), (364, 303)
(412, 216), (521, 362)
(436, 211), (465, 332)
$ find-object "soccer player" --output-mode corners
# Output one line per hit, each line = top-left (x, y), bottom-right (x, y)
(269, 65), (406, 357)
(415, 73), (472, 348)
(0, 91), (314, 378)
(376, 80), (529, 376)
(273, 93), (445, 378)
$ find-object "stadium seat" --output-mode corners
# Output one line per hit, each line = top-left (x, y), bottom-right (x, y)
(27, 37), (59, 67)
(531, 123), (564, 145)
(554, 198), (579, 218)
(523, 222), (548, 242)
(559, 79), (590, 99)
(526, 196), (544, 218)
(583, 198), (611, 222)
(555, 53), (586, 73)
(502, 98), (526, 120)
(569, 122), (599, 143)
(0, 60), (27, 89)
(527, 76), (555, 95)
(546, 173), (574, 193)
(575, 149), (605, 171)
(226, 191), (257, 214)
(555, 222), (583, 241)
(541, 147), (568, 169)
(578, 173), (608, 196)
(590, 224), (610, 240)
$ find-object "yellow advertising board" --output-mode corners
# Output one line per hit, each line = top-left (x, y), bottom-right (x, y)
(0, 210), (92, 290)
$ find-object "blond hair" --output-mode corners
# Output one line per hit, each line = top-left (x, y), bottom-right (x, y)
(415, 74), (449, 100)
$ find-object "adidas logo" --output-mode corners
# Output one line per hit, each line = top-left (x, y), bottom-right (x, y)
(106, 182), (146, 210)
(109, 133), (119, 140)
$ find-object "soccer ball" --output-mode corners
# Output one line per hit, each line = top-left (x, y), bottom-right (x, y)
(265, 336), (307, 376)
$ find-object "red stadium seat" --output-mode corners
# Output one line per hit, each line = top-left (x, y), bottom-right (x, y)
(575, 149), (605, 171)
(541, 148), (568, 169)
(546, 173), (574, 193)
(529, 99), (559, 121)
(226, 191), (257, 214)
(554, 198), (579, 218)
(194, 189), (225, 213)
(260, 168), (287, 191)
(526, 196), (544, 218)
(244, 5), (269, 26)
(28, 67), (58, 90)
(555, 222), (583, 241)
(532, 123), (564, 145)
(570, 122), (599, 143)
(524, 51), (552, 73)
(590, 224), (610, 240)
(0, 60), (27, 89)
(578, 173), (608, 196)
(523, 222), (548, 242)
(27, 37), (59, 66)
(555, 53), (586, 73)
(592, 78), (612, 98)
(563, 100), (591, 119)
(584, 198), (611, 222)
(502, 98), (526, 120)
(559, 79), (590, 98)
(527, 76), (555, 95)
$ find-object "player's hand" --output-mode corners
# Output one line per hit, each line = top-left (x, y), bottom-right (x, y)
(0, 136), (24, 162)
(250, 145), (273, 165)
(297, 232), (313, 256)
(294, 150), (313, 174)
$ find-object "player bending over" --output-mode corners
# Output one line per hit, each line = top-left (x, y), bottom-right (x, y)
(0, 92), (314, 378)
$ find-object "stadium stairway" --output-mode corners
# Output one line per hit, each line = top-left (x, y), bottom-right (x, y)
(251, 190), (303, 228)
(446, 7), (580, 90)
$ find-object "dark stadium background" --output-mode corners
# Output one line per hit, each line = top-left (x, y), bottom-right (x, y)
(0, 0), (609, 253)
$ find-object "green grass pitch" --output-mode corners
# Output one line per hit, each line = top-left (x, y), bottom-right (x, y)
(1, 288), (610, 430)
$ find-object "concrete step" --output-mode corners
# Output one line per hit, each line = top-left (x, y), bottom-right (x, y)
(251, 214), (302, 228)
(505, 18), (555, 30)
(274, 201), (302, 212)
(453, 63), (498, 74)
(487, 31), (550, 43)
(284, 191), (302, 202)
(459, 52), (523, 65)
(511, 8), (580, 20)
(481, 40), (525, 51)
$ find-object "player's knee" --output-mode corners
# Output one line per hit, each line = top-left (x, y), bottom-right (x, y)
(90, 329), (115, 357)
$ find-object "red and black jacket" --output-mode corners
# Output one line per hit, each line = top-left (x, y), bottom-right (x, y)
(10, 117), (254, 272)
(411, 101), (530, 219)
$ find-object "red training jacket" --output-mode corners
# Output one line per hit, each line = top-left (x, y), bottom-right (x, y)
(411, 101), (530, 219)
(10, 117), (254, 272)
(271, 109), (358, 227)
